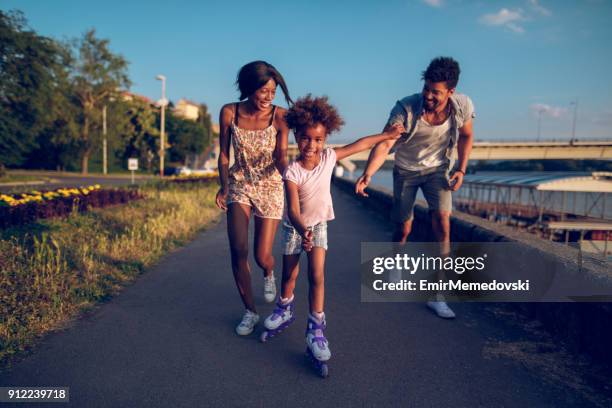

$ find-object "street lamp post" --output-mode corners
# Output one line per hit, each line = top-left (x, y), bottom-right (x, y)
(156, 75), (167, 177)
(102, 95), (116, 175)
(537, 108), (543, 142)
(570, 99), (578, 144)
(102, 104), (108, 175)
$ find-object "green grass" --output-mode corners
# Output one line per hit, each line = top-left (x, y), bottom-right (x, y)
(0, 174), (46, 184)
(0, 181), (220, 364)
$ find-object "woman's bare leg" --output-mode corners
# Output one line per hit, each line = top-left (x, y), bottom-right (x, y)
(227, 203), (255, 312)
(253, 216), (280, 278)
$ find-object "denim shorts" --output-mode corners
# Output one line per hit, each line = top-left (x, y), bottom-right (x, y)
(391, 165), (453, 222)
(282, 221), (328, 255)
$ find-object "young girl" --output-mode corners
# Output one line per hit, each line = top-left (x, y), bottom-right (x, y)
(216, 61), (292, 336)
(260, 95), (404, 368)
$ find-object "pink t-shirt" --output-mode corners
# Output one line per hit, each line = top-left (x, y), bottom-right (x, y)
(283, 148), (337, 227)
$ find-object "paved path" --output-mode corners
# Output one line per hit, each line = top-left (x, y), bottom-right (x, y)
(0, 187), (608, 407)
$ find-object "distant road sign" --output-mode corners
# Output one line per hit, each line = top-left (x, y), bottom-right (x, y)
(128, 158), (139, 171)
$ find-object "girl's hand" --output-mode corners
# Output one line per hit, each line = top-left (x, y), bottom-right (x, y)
(384, 123), (406, 139)
(215, 188), (228, 211)
(302, 229), (314, 252)
(355, 173), (371, 197)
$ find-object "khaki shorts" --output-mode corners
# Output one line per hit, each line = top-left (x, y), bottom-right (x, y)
(391, 165), (452, 222)
(227, 181), (284, 219)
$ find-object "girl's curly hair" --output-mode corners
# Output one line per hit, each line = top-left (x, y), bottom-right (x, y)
(285, 94), (344, 136)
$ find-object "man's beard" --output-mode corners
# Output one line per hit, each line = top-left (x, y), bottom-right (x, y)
(424, 100), (437, 112)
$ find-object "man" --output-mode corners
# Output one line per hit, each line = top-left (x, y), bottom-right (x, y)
(355, 57), (474, 319)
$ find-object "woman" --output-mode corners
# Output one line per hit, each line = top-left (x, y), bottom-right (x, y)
(216, 61), (292, 335)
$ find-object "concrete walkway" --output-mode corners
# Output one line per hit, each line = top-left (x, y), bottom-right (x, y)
(0, 186), (608, 407)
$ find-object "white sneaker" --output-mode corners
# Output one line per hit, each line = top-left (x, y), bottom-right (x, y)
(236, 310), (260, 335)
(264, 274), (276, 303)
(426, 301), (456, 319)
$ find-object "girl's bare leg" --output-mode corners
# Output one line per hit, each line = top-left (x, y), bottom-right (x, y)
(306, 247), (326, 314)
(253, 216), (280, 278)
(227, 203), (255, 312)
(281, 254), (301, 300)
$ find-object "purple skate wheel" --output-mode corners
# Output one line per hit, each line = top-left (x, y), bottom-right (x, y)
(260, 331), (268, 343)
(320, 363), (329, 378)
(306, 348), (329, 378)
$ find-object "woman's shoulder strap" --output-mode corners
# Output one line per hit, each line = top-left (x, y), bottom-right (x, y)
(233, 103), (239, 126)
(269, 105), (277, 126)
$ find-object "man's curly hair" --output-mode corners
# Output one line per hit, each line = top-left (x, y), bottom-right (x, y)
(422, 57), (461, 89)
(285, 94), (345, 136)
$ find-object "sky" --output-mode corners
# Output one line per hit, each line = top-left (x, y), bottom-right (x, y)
(3, 0), (612, 143)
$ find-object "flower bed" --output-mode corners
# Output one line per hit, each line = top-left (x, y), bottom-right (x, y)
(165, 173), (218, 185)
(0, 186), (143, 228)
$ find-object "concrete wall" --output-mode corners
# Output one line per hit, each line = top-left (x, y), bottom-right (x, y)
(334, 176), (612, 366)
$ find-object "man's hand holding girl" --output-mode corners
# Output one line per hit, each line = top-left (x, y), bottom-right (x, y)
(384, 122), (405, 139)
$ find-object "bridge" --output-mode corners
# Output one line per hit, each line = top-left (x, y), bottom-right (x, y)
(287, 140), (612, 170)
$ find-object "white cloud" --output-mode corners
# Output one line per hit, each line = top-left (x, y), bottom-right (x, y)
(530, 103), (567, 118)
(528, 0), (552, 16)
(422, 0), (443, 7)
(506, 22), (525, 34)
(479, 8), (527, 34)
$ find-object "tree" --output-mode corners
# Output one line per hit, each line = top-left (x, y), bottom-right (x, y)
(113, 96), (159, 172)
(163, 102), (214, 167)
(26, 42), (81, 171)
(70, 29), (130, 174)
(166, 112), (204, 165)
(0, 10), (71, 168)
(197, 103), (215, 150)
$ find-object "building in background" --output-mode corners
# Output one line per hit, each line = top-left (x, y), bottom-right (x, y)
(120, 91), (153, 104)
(173, 99), (199, 121)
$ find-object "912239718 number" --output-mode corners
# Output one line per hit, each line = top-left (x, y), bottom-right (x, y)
(0, 387), (69, 402)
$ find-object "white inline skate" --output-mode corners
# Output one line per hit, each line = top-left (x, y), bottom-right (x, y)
(305, 313), (331, 378)
(260, 298), (295, 342)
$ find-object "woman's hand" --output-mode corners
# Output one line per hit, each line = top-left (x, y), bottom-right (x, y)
(355, 173), (371, 197)
(215, 188), (228, 211)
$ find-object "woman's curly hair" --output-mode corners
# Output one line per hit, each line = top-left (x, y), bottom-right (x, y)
(285, 94), (344, 136)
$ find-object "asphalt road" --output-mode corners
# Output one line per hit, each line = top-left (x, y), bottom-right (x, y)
(0, 186), (609, 407)
(0, 173), (152, 193)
